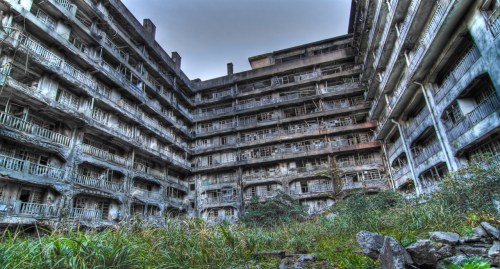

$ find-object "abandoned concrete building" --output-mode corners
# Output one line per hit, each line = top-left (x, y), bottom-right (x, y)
(0, 0), (497, 226)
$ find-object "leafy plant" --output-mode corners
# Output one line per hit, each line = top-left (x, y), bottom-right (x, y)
(446, 258), (491, 269)
(240, 190), (307, 227)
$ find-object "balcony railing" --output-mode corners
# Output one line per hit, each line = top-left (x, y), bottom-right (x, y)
(0, 154), (65, 180)
(447, 94), (500, 142)
(19, 35), (96, 89)
(488, 7), (500, 37)
(336, 158), (380, 168)
(69, 208), (102, 221)
(433, 46), (481, 102)
(404, 108), (430, 136)
(387, 137), (403, 158)
(133, 163), (165, 179)
(132, 187), (162, 199)
(73, 173), (122, 191)
(413, 141), (442, 165)
(290, 184), (333, 195)
(81, 144), (129, 167)
(35, 9), (56, 30)
(0, 112), (71, 146)
(53, 0), (75, 13)
(15, 202), (59, 218)
(245, 190), (278, 199)
(343, 179), (385, 190)
(202, 195), (237, 205)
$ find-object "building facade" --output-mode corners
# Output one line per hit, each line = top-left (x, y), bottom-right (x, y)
(0, 0), (497, 226)
(352, 0), (499, 195)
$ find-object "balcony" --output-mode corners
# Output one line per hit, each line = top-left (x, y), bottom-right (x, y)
(387, 137), (403, 159)
(19, 35), (96, 89)
(133, 163), (166, 180)
(290, 184), (334, 196)
(202, 195), (237, 206)
(343, 179), (386, 191)
(0, 112), (71, 146)
(433, 46), (481, 103)
(73, 173), (122, 192)
(412, 141), (442, 165)
(336, 158), (381, 169)
(404, 108), (431, 140)
(375, 0), (420, 99)
(53, 0), (76, 13)
(447, 94), (500, 142)
(69, 208), (102, 221)
(132, 187), (162, 200)
(81, 144), (129, 167)
(2, 202), (60, 218)
(0, 154), (65, 180)
(245, 190), (278, 200)
(392, 165), (411, 188)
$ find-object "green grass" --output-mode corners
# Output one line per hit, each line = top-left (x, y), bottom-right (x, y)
(0, 157), (498, 268)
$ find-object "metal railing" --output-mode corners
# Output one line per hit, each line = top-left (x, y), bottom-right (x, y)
(447, 94), (500, 142)
(0, 154), (65, 180)
(0, 112), (71, 146)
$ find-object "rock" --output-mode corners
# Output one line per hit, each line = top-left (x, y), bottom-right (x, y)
(379, 236), (414, 269)
(406, 240), (441, 266)
(489, 242), (500, 267)
(429, 231), (460, 245)
(481, 222), (500, 240)
(461, 236), (482, 243)
(436, 255), (467, 269)
(297, 253), (316, 262)
(357, 231), (385, 260)
(474, 226), (489, 238)
(455, 245), (489, 257)
(436, 244), (453, 258)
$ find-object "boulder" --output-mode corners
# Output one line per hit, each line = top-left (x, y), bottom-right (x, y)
(379, 236), (414, 269)
(489, 242), (500, 267)
(429, 232), (460, 245)
(436, 255), (467, 269)
(357, 230), (385, 259)
(406, 240), (440, 266)
(474, 226), (489, 238)
(481, 222), (500, 240)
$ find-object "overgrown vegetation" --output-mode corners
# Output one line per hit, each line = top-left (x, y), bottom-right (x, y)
(0, 157), (498, 268)
(240, 191), (307, 227)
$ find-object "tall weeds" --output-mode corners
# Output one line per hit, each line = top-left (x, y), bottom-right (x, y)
(0, 157), (498, 268)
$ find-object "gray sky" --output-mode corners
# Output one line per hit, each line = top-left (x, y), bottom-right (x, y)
(121, 0), (351, 80)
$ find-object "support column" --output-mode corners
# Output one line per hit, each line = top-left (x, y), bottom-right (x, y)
(391, 119), (422, 196)
(416, 82), (459, 171)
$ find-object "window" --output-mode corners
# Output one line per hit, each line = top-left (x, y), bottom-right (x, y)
(442, 101), (463, 128)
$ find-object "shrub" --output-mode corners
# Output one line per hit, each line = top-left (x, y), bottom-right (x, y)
(240, 191), (307, 227)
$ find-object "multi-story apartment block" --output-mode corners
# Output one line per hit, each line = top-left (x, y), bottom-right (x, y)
(0, 0), (497, 226)
(353, 0), (499, 195)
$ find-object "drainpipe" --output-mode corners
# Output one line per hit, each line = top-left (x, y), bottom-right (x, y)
(391, 119), (421, 196)
(381, 142), (396, 191)
(414, 82), (458, 171)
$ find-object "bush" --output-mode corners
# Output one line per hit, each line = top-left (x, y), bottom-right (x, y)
(240, 191), (307, 227)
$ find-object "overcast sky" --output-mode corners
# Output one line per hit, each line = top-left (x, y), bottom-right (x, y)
(121, 0), (351, 80)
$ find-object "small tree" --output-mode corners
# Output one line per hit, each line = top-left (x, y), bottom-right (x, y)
(240, 191), (307, 227)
